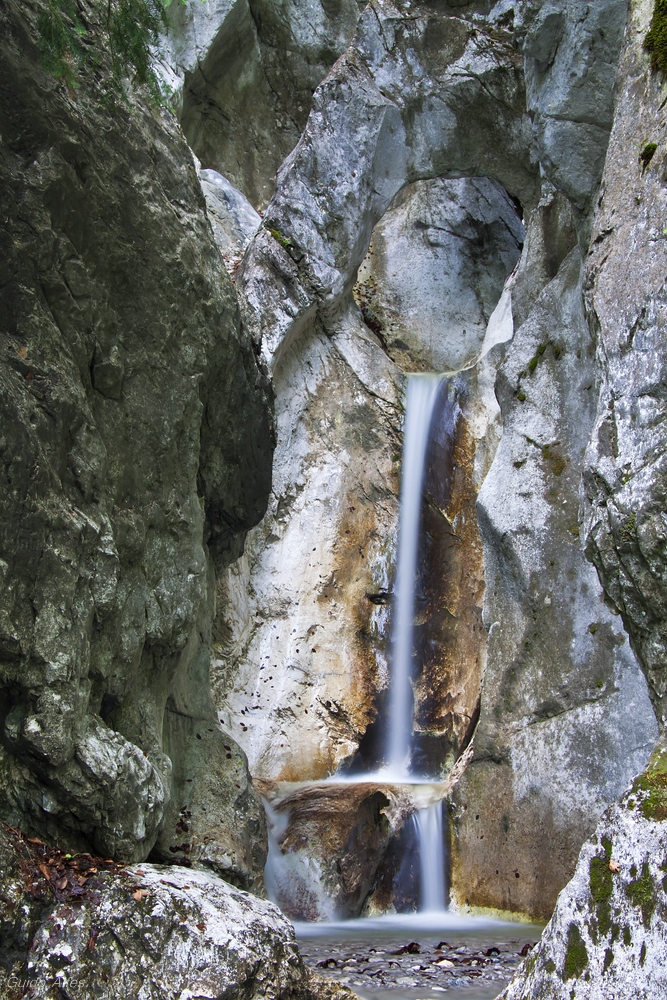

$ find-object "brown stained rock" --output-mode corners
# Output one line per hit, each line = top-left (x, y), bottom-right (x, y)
(264, 781), (417, 919)
(413, 385), (486, 778)
(212, 321), (402, 783)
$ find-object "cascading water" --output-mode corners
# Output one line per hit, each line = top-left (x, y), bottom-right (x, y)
(265, 372), (453, 922)
(414, 800), (447, 911)
(386, 372), (446, 779)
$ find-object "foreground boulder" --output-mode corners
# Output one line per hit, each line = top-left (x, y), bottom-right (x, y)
(499, 740), (667, 999)
(0, 825), (353, 1000)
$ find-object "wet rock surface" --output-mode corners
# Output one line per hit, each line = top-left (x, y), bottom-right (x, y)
(298, 933), (538, 996)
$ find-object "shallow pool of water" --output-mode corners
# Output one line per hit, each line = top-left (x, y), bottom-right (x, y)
(295, 912), (543, 1000)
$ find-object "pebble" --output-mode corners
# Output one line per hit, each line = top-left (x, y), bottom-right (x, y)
(300, 935), (537, 995)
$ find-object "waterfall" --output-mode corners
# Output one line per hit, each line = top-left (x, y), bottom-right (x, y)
(263, 372), (452, 921)
(415, 800), (447, 911)
(386, 372), (445, 777)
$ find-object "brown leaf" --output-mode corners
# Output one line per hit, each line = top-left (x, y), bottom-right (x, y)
(609, 859), (621, 873)
(38, 863), (51, 880)
(55, 877), (68, 890)
(132, 889), (149, 902)
(196, 923), (206, 931)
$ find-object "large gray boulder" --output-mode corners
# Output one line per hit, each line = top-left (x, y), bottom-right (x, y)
(0, 0), (272, 889)
(499, 740), (667, 1000)
(0, 824), (354, 1000)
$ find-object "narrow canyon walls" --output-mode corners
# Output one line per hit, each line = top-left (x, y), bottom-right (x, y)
(0, 0), (272, 890)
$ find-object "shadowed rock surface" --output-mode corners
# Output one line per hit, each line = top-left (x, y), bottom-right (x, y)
(0, 0), (272, 889)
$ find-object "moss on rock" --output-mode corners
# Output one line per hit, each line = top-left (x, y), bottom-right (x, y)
(645, 0), (667, 74)
(563, 923), (588, 980)
(630, 743), (667, 821)
(626, 861), (656, 927)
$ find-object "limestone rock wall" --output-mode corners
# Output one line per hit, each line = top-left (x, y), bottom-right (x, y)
(158, 0), (362, 208)
(0, 0), (273, 890)
(201, 0), (659, 926)
(212, 176), (522, 784)
(583, 0), (667, 730)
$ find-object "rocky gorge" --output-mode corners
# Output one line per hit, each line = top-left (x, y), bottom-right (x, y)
(2, 0), (667, 996)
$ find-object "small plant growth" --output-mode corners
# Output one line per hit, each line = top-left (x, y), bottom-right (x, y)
(645, 0), (667, 74)
(37, 0), (184, 100)
(640, 141), (658, 171)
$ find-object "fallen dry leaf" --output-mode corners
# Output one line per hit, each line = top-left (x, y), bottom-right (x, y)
(609, 859), (621, 873)
(132, 889), (150, 902)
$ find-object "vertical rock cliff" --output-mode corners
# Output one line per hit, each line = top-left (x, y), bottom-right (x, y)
(0, 0), (272, 891)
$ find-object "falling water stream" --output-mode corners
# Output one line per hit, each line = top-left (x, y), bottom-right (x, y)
(266, 376), (448, 913)
(386, 373), (446, 779)
(386, 373), (448, 913)
(265, 373), (453, 919)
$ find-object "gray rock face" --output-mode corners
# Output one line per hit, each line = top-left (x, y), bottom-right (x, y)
(0, 0), (272, 888)
(0, 824), (354, 1000)
(451, 243), (657, 920)
(159, 0), (361, 207)
(583, 0), (667, 730)
(521, 0), (628, 228)
(238, 0), (535, 368)
(199, 168), (262, 273)
(499, 740), (667, 1000)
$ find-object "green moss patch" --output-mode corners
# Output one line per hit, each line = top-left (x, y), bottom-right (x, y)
(590, 842), (614, 937)
(626, 862), (656, 927)
(563, 924), (588, 980)
(640, 142), (658, 171)
(645, 0), (667, 74)
(266, 226), (294, 250)
(527, 343), (548, 373)
(630, 745), (667, 820)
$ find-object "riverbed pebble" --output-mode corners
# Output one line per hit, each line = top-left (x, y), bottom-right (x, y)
(299, 935), (537, 995)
